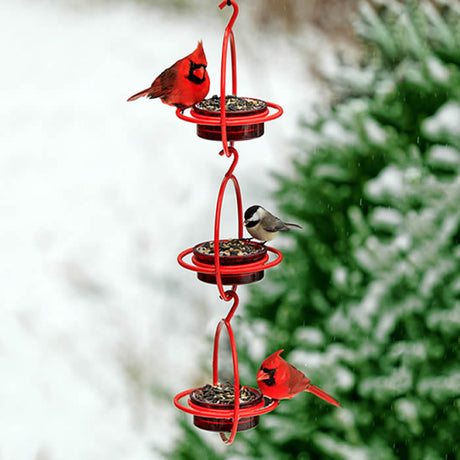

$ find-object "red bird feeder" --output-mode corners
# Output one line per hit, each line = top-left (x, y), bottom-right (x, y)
(193, 96), (269, 141)
(174, 0), (282, 445)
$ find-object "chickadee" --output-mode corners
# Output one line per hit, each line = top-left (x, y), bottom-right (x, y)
(243, 205), (302, 242)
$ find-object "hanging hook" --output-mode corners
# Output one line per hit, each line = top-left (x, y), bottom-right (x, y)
(219, 0), (239, 31)
(218, 0), (238, 159)
(218, 145), (238, 174)
(223, 289), (239, 322)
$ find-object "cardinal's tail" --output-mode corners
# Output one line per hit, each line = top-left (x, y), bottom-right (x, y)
(127, 88), (151, 102)
(305, 384), (341, 408)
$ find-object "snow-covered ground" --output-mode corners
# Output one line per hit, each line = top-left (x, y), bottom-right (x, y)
(0, 1), (336, 458)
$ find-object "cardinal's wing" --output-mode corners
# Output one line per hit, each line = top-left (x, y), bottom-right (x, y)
(286, 362), (310, 395)
(147, 66), (178, 99)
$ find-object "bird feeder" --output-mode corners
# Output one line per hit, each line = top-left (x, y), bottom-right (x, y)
(174, 0), (283, 445)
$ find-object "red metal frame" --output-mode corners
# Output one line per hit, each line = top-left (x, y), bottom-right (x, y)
(174, 0), (282, 445)
(173, 389), (279, 419)
(176, 101), (283, 128)
(178, 246), (282, 274)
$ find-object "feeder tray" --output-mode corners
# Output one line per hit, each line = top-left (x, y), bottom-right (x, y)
(193, 239), (267, 285)
(174, 386), (279, 439)
(193, 95), (267, 141)
(190, 384), (263, 432)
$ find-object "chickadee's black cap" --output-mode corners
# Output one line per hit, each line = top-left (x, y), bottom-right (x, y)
(244, 205), (261, 220)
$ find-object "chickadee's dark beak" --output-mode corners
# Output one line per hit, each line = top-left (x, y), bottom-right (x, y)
(243, 220), (248, 226)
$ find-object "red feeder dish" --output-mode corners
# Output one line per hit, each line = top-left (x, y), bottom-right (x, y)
(178, 244), (282, 288)
(189, 385), (264, 432)
(193, 239), (267, 285)
(193, 96), (267, 141)
(177, 99), (283, 143)
(174, 386), (280, 444)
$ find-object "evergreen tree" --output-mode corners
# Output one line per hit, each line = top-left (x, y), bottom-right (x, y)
(168, 1), (460, 458)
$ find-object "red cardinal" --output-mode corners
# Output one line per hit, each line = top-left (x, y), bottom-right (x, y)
(257, 349), (341, 407)
(127, 41), (210, 110)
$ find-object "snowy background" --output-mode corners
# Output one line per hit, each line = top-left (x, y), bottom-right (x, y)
(0, 1), (340, 458)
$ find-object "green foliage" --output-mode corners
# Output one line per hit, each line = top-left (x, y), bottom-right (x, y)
(237, 1), (460, 459)
(164, 419), (225, 460)
(168, 1), (460, 459)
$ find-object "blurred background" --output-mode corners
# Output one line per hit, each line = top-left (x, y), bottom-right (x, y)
(1, 0), (459, 459)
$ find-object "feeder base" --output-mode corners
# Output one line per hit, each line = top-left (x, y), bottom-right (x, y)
(197, 271), (264, 285)
(196, 123), (264, 141)
(193, 415), (259, 432)
(189, 385), (263, 433)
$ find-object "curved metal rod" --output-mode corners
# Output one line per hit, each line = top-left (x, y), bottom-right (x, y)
(219, 0), (239, 30)
(175, 102), (283, 125)
(219, 0), (238, 158)
(174, 388), (280, 416)
(177, 246), (282, 273)
(213, 147), (242, 300)
(212, 290), (240, 444)
(213, 1), (243, 445)
(219, 145), (239, 176)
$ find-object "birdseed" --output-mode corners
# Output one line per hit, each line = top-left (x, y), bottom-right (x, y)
(192, 384), (258, 405)
(195, 95), (267, 112)
(195, 239), (263, 257)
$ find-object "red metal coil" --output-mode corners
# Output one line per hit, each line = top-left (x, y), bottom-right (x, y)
(178, 246), (282, 275)
(174, 0), (283, 444)
(174, 389), (279, 418)
(176, 102), (283, 126)
(177, 102), (283, 142)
